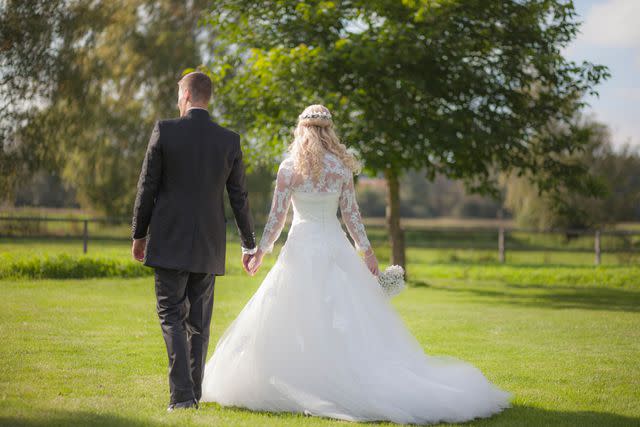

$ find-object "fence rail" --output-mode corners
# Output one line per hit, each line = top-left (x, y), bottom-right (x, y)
(1, 216), (639, 265)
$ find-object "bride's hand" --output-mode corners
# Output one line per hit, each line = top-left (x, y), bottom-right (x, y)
(364, 249), (379, 276)
(248, 249), (264, 276)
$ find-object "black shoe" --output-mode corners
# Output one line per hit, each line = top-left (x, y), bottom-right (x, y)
(167, 398), (198, 412)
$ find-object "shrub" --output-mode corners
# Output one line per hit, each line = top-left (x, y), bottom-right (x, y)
(0, 253), (151, 280)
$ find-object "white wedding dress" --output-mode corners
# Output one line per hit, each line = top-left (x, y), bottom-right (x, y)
(200, 152), (512, 424)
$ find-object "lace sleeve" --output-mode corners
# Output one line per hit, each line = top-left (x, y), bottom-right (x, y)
(339, 171), (372, 253)
(258, 160), (293, 253)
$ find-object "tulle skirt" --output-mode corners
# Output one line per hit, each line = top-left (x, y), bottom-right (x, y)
(201, 222), (512, 424)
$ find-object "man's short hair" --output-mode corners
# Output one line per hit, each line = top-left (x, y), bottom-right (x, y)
(179, 71), (212, 104)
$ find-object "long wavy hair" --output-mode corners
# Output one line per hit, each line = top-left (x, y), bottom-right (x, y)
(288, 104), (361, 182)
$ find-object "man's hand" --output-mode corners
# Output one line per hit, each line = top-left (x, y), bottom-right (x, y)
(248, 249), (265, 276)
(132, 238), (147, 262)
(242, 253), (254, 274)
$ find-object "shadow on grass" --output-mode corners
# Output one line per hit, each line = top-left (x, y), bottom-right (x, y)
(201, 403), (640, 427)
(477, 404), (640, 427)
(412, 281), (640, 313)
(0, 412), (149, 427)
(1, 404), (638, 427)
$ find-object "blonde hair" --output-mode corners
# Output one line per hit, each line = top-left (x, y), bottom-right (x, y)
(288, 104), (361, 181)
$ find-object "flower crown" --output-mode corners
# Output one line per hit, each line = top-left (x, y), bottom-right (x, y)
(299, 111), (332, 120)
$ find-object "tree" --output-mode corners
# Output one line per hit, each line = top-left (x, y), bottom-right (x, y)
(1, 0), (208, 216)
(504, 118), (640, 230)
(201, 0), (608, 270)
(1, 0), (101, 197)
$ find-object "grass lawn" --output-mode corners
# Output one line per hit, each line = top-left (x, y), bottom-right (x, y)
(1, 240), (639, 426)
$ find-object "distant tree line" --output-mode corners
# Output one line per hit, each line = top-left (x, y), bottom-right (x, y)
(11, 115), (639, 232)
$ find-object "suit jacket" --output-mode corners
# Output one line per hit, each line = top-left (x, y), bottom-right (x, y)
(131, 108), (256, 275)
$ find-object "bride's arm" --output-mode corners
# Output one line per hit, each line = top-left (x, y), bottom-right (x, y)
(257, 160), (293, 254)
(339, 172), (379, 275)
(339, 172), (373, 254)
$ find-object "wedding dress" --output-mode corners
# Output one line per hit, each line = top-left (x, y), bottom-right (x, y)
(200, 152), (512, 424)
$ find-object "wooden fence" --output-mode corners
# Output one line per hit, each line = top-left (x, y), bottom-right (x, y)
(0, 216), (638, 265)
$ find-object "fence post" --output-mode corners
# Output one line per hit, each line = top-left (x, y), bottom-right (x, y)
(83, 220), (88, 254)
(594, 229), (601, 266)
(498, 226), (505, 263)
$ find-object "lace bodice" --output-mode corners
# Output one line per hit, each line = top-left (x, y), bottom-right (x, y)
(258, 152), (372, 254)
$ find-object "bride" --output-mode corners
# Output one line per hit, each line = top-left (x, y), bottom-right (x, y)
(200, 105), (512, 424)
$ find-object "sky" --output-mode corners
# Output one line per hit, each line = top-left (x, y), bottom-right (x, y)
(564, 0), (640, 149)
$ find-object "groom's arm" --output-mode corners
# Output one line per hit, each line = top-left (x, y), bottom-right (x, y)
(131, 121), (163, 240)
(226, 137), (256, 254)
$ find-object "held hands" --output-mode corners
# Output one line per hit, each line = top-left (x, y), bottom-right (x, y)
(247, 248), (264, 276)
(242, 253), (253, 274)
(364, 248), (380, 276)
(242, 249), (264, 276)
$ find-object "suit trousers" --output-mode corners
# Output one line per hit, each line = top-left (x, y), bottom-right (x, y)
(154, 267), (215, 404)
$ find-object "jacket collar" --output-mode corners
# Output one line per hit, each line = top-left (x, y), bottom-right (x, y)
(185, 107), (210, 120)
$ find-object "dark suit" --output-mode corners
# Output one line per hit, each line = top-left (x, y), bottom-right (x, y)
(131, 108), (255, 404)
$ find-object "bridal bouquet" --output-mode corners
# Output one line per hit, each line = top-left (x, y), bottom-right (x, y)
(377, 265), (405, 297)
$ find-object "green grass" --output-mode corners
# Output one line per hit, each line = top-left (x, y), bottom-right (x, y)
(1, 239), (639, 282)
(1, 240), (639, 426)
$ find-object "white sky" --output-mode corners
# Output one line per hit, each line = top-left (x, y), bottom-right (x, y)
(564, 0), (640, 148)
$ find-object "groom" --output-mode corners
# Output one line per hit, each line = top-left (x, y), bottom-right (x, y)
(131, 71), (257, 411)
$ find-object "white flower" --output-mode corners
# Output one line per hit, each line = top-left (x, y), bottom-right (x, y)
(377, 265), (406, 297)
(299, 112), (332, 120)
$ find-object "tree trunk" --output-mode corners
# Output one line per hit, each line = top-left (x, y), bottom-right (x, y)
(384, 168), (406, 272)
